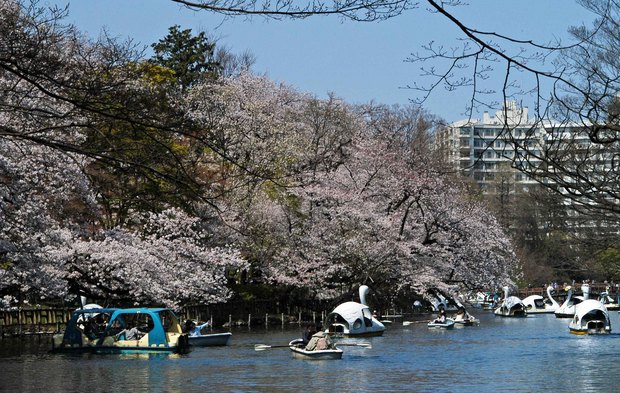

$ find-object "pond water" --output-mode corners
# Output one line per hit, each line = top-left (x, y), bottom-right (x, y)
(2, 310), (620, 392)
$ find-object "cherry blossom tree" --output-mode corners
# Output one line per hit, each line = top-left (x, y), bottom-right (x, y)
(67, 208), (248, 308)
(0, 138), (97, 305)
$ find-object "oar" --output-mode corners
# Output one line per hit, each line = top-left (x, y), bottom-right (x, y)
(254, 344), (292, 350)
(335, 343), (372, 349)
(254, 343), (372, 351)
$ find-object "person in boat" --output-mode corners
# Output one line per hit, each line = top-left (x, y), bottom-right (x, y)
(453, 307), (472, 321)
(183, 319), (210, 337)
(305, 324), (335, 351)
(85, 313), (109, 339)
(453, 308), (465, 321)
(433, 309), (447, 324)
(301, 323), (317, 346)
(115, 321), (145, 341)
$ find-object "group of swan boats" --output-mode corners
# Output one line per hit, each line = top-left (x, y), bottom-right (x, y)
(480, 284), (618, 335)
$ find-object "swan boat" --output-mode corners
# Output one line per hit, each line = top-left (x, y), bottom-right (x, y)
(288, 339), (343, 360)
(522, 285), (560, 314)
(598, 288), (619, 311)
(568, 299), (611, 335)
(555, 284), (589, 318)
(326, 285), (385, 337)
(494, 287), (527, 317)
(428, 291), (462, 312)
(427, 318), (455, 329)
(52, 307), (190, 354)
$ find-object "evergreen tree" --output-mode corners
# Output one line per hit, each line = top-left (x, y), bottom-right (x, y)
(151, 25), (220, 88)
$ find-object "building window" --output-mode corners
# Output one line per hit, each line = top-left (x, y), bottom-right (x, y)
(460, 128), (470, 136)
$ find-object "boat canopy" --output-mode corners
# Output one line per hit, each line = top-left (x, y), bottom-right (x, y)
(504, 296), (524, 310)
(574, 300), (609, 322)
(330, 301), (373, 329)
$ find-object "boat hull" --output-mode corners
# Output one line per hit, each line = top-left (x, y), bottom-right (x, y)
(189, 332), (232, 347)
(290, 347), (343, 360)
(329, 330), (384, 337)
(288, 339), (343, 360)
(427, 319), (455, 329)
(51, 334), (189, 354)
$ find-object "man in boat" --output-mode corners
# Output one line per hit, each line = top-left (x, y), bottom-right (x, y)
(453, 307), (472, 322)
(305, 324), (335, 351)
(301, 323), (317, 346)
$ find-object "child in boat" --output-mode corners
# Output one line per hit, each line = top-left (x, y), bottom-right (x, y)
(433, 309), (447, 324)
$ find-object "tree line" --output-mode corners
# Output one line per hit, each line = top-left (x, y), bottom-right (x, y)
(0, 1), (520, 310)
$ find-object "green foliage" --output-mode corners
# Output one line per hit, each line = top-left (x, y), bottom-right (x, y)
(591, 247), (620, 282)
(151, 25), (220, 88)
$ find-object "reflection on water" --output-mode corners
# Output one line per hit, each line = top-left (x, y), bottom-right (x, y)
(3, 311), (620, 392)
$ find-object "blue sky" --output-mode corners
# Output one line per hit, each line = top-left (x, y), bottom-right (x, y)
(46, 1), (595, 122)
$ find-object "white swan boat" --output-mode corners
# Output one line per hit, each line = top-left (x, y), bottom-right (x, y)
(555, 284), (589, 318)
(598, 288), (619, 311)
(522, 285), (560, 314)
(428, 292), (461, 312)
(326, 285), (385, 337)
(568, 299), (611, 335)
(288, 339), (343, 360)
(494, 287), (527, 317)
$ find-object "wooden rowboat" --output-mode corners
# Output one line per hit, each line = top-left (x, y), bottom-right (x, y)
(288, 339), (343, 360)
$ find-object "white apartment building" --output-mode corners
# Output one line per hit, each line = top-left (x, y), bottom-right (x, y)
(438, 101), (590, 194)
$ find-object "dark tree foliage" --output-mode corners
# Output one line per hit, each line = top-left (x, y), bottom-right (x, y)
(151, 25), (220, 88)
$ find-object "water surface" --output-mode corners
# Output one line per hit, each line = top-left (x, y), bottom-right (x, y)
(2, 310), (619, 392)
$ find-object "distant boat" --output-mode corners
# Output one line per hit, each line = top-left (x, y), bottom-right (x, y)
(326, 285), (385, 337)
(428, 291), (462, 312)
(452, 310), (479, 326)
(568, 299), (611, 335)
(555, 284), (589, 318)
(522, 286), (560, 314)
(598, 288), (619, 311)
(494, 286), (527, 317)
(427, 318), (455, 329)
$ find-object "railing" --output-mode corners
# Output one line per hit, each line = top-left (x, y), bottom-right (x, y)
(0, 308), (72, 336)
(518, 284), (618, 299)
(0, 301), (324, 337)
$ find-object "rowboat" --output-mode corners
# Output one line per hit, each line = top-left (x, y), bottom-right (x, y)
(189, 332), (232, 347)
(288, 339), (343, 360)
(51, 307), (190, 354)
(427, 318), (455, 329)
(453, 316), (479, 326)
